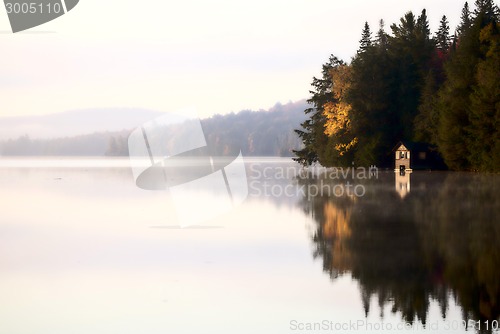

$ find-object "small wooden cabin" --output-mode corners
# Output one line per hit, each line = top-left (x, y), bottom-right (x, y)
(394, 143), (411, 173)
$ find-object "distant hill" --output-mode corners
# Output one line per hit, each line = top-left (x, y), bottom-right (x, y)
(0, 108), (164, 140)
(0, 100), (308, 157)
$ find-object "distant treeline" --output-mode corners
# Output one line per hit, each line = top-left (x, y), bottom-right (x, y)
(0, 131), (130, 156)
(294, 1), (500, 172)
(201, 102), (305, 157)
(0, 101), (306, 157)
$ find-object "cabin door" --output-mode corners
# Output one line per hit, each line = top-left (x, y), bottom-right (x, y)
(399, 165), (406, 175)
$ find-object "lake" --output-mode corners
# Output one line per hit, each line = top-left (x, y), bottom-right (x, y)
(0, 157), (499, 334)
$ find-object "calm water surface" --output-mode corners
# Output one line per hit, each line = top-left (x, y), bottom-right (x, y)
(0, 158), (498, 334)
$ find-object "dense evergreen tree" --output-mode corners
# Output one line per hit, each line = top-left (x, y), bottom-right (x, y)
(467, 22), (500, 171)
(348, 21), (395, 166)
(416, 9), (431, 41)
(376, 19), (388, 48)
(436, 15), (451, 53)
(474, 0), (500, 23)
(438, 0), (499, 170)
(458, 2), (472, 36)
(359, 22), (372, 53)
(414, 16), (450, 146)
(389, 10), (434, 141)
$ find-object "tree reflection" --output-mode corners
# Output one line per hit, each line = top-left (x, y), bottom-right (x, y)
(301, 172), (500, 332)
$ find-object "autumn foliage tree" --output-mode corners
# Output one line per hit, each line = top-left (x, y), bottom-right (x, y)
(322, 63), (357, 165)
(293, 56), (346, 166)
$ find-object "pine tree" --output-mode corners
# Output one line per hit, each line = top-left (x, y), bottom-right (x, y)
(376, 19), (388, 48)
(474, 0), (500, 24)
(458, 2), (472, 36)
(417, 9), (431, 41)
(415, 9), (435, 73)
(436, 15), (451, 53)
(359, 22), (372, 53)
(391, 12), (416, 41)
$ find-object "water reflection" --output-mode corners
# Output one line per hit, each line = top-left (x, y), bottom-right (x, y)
(302, 171), (500, 332)
(395, 171), (411, 199)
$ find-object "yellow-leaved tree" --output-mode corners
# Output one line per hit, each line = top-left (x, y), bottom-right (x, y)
(323, 64), (358, 162)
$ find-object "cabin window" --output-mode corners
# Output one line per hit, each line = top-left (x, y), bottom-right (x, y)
(400, 151), (405, 159)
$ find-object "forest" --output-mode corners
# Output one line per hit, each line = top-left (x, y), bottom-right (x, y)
(294, 0), (500, 172)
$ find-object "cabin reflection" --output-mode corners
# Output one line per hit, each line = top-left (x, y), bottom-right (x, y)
(395, 171), (411, 199)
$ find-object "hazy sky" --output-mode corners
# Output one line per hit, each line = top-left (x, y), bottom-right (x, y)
(0, 0), (465, 118)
